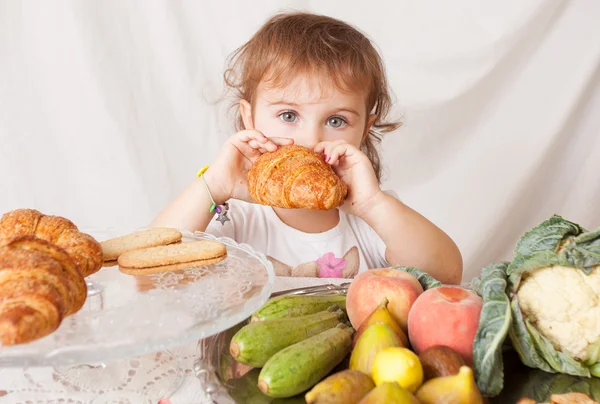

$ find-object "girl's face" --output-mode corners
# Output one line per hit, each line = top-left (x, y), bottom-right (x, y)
(240, 75), (376, 150)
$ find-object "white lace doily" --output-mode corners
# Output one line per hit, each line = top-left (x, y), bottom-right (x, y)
(0, 342), (213, 404)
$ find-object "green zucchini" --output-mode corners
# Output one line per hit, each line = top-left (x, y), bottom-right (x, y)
(251, 294), (347, 322)
(258, 324), (354, 398)
(231, 306), (347, 368)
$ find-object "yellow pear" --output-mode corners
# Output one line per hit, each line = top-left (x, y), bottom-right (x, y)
(305, 369), (375, 404)
(358, 382), (420, 404)
(416, 366), (484, 404)
(350, 323), (403, 376)
(352, 297), (408, 348)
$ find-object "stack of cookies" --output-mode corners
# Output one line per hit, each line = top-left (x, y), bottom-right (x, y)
(101, 228), (227, 275)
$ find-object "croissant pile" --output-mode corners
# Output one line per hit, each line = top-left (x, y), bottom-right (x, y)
(248, 145), (348, 210)
(0, 209), (103, 345)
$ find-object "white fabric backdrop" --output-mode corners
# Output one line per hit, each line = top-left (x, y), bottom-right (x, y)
(1, 0), (599, 283)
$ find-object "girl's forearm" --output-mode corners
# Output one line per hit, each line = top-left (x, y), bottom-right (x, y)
(361, 192), (463, 285)
(150, 173), (222, 232)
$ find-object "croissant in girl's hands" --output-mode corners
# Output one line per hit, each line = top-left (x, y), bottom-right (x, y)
(248, 145), (348, 210)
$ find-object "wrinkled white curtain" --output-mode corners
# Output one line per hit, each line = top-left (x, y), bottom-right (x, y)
(1, 0), (599, 282)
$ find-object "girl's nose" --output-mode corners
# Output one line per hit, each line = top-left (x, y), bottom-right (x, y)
(298, 126), (322, 150)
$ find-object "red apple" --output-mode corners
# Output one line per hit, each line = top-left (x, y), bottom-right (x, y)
(347, 268), (424, 332)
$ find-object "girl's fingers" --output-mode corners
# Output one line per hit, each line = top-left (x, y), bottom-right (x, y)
(269, 137), (294, 146)
(319, 141), (355, 165)
(234, 131), (293, 154)
(253, 139), (278, 152)
(236, 130), (268, 144)
(244, 146), (268, 155)
(315, 140), (346, 162)
(258, 136), (294, 152)
(314, 141), (333, 155)
(231, 131), (269, 159)
(326, 145), (345, 165)
(248, 139), (265, 150)
(262, 141), (278, 152)
(314, 143), (326, 154)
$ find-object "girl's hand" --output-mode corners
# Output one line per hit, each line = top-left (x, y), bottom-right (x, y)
(205, 130), (293, 203)
(314, 140), (383, 218)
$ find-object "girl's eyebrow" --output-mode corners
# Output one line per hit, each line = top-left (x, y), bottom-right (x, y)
(267, 100), (359, 116)
(267, 100), (300, 107)
(335, 108), (360, 116)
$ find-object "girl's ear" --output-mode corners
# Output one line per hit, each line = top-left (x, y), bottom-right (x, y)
(240, 99), (254, 130)
(362, 114), (377, 142)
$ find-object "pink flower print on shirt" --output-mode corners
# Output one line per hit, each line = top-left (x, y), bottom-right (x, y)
(317, 252), (347, 278)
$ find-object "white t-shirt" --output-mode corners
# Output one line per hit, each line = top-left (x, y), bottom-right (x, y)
(206, 195), (392, 279)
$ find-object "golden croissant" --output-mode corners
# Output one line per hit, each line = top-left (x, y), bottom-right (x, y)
(248, 145), (348, 210)
(0, 209), (103, 345)
(0, 209), (103, 277)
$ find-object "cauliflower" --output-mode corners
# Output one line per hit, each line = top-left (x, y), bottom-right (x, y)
(472, 215), (600, 397)
(518, 266), (600, 360)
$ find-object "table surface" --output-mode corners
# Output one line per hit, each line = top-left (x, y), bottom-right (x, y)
(0, 277), (343, 404)
(3, 275), (591, 404)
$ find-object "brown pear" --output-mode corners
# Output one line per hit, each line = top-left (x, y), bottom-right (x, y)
(418, 345), (465, 381)
(352, 297), (408, 348)
(305, 369), (375, 404)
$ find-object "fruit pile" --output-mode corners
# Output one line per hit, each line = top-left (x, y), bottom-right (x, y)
(227, 268), (486, 403)
(224, 215), (600, 403)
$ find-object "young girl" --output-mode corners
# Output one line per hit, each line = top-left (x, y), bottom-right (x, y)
(151, 11), (463, 284)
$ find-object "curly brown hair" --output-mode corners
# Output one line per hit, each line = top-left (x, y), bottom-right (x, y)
(224, 11), (400, 182)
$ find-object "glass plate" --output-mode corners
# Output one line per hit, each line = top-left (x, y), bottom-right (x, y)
(0, 229), (275, 367)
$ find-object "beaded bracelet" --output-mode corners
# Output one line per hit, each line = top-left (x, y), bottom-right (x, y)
(196, 166), (230, 225)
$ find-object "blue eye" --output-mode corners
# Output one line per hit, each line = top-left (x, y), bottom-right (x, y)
(328, 116), (347, 128)
(279, 111), (297, 123)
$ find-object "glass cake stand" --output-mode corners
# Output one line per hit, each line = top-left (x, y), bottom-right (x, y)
(0, 229), (275, 401)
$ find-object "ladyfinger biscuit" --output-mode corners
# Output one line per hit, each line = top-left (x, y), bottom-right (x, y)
(101, 228), (183, 261)
(117, 240), (227, 269)
(119, 256), (226, 275)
